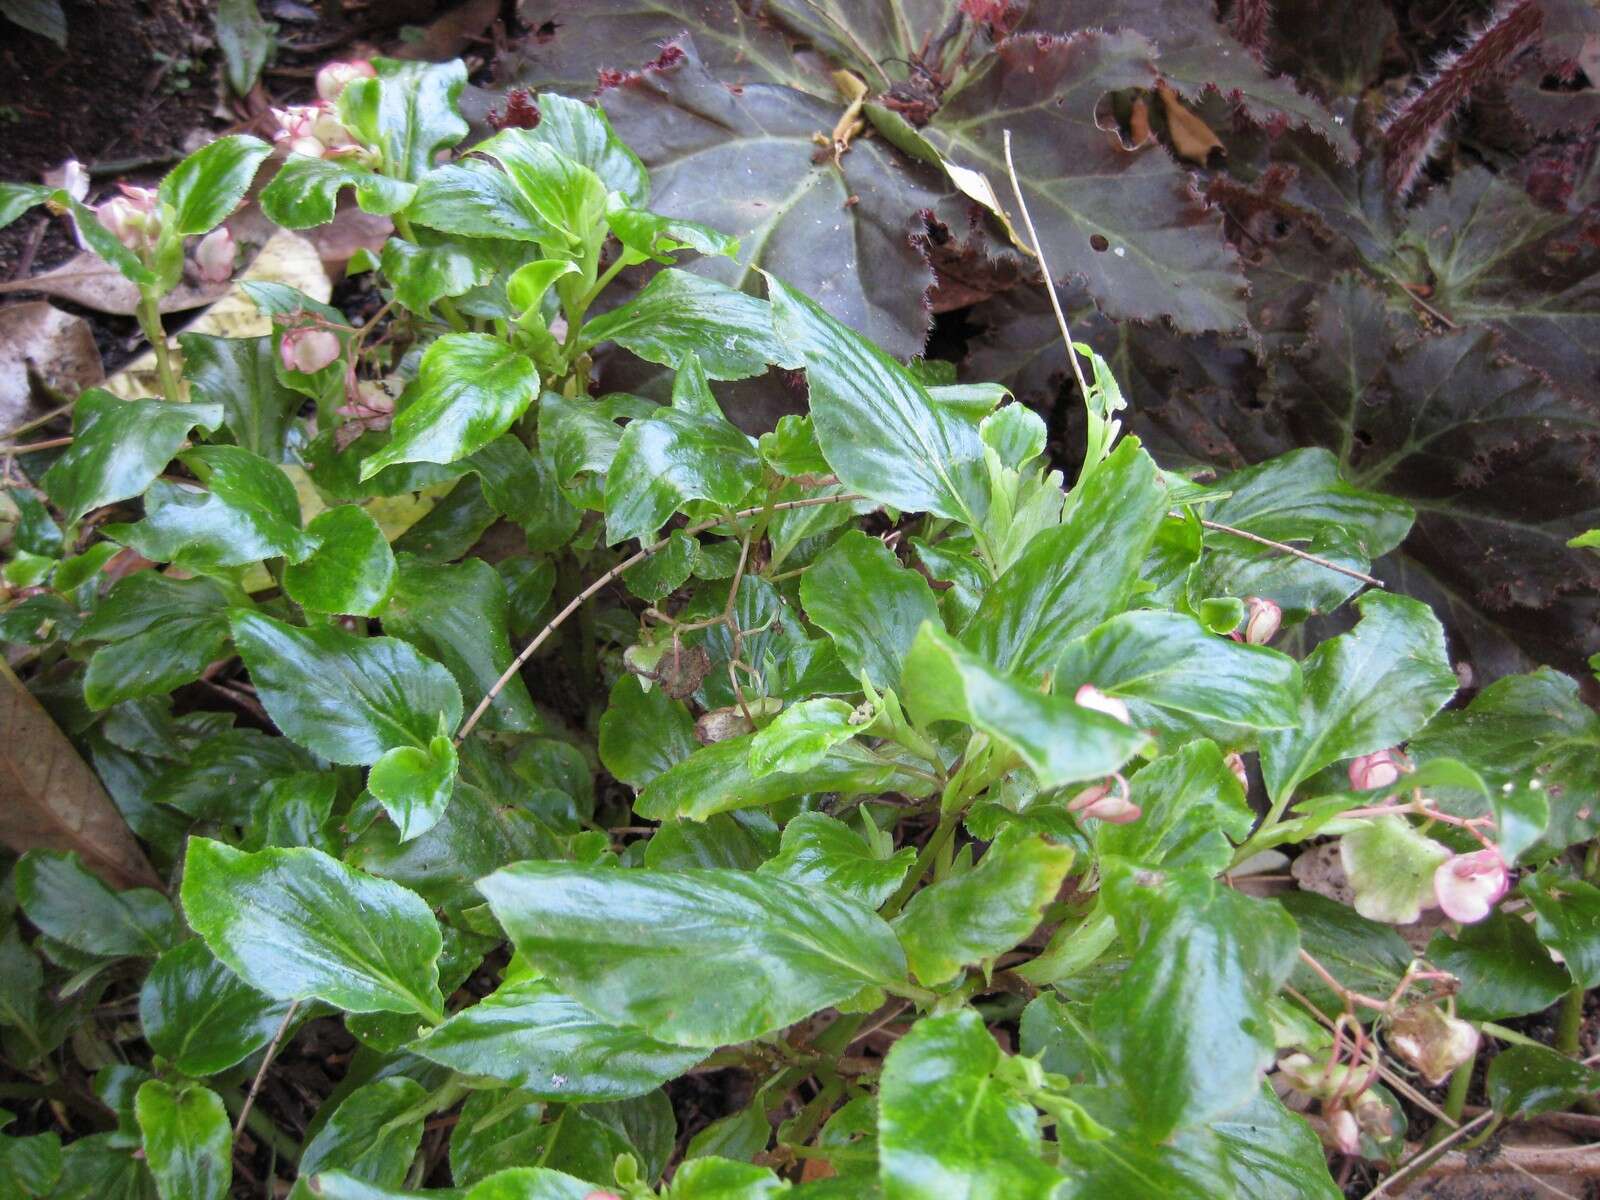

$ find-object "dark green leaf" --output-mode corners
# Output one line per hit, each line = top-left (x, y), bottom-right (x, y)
(76, 574), (235, 709)
(179, 332), (300, 462)
(1522, 870), (1600, 990)
(15, 850), (179, 958)
(1427, 911), (1571, 1021)
(283, 505), (397, 616)
(800, 531), (940, 691)
(598, 675), (697, 789)
(757, 811), (915, 909)
(1486, 1044), (1600, 1119)
(139, 939), (295, 1076)
(604, 407), (762, 544)
(134, 1081), (230, 1200)
(1278, 891), (1413, 1016)
(1205, 1086), (1342, 1200)
(0, 0), (64, 46)
(259, 155), (415, 227)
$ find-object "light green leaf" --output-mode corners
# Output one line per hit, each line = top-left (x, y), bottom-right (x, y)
(667, 1156), (789, 1198)
(0, 182), (53, 227)
(767, 272), (985, 527)
(757, 812), (914, 909)
(412, 977), (704, 1098)
(609, 205), (739, 264)
(259, 154), (416, 227)
(181, 837), (444, 1020)
(529, 91), (649, 205)
(369, 733), (458, 842)
(895, 831), (1074, 986)
(409, 160), (552, 243)
(230, 609), (462, 764)
(799, 531), (940, 691)
(1339, 817), (1450, 925)
(466, 1167), (615, 1200)
(138, 939), (295, 1076)
(77, 574), (235, 709)
(1096, 740), (1253, 875)
(360, 334), (538, 479)
(900, 622), (1151, 791)
(340, 57), (468, 182)
(879, 1008), (1063, 1199)
(42, 391), (223, 524)
(748, 699), (860, 777)
(1205, 1086), (1342, 1199)
(283, 505), (397, 616)
(158, 135), (271, 235)
(604, 407), (762, 545)
(134, 1081), (230, 1200)
(380, 237), (493, 316)
(15, 851), (179, 958)
(178, 332), (300, 462)
(581, 268), (795, 381)
(474, 130), (608, 252)
(1260, 591), (1456, 802)
(477, 862), (907, 1047)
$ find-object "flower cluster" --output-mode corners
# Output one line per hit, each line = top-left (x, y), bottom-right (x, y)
(271, 60), (376, 163)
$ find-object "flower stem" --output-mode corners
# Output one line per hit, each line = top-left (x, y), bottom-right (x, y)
(137, 294), (182, 404)
(1558, 985), (1586, 1057)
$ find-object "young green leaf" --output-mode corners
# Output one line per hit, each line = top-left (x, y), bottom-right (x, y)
(747, 698), (860, 777)
(181, 837), (445, 1020)
(477, 862), (908, 1047)
(157, 134), (271, 235)
(379, 237), (494, 316)
(800, 530), (941, 691)
(259, 155), (416, 227)
(757, 811), (915, 912)
(1339, 817), (1450, 925)
(283, 505), (397, 616)
(134, 1081), (231, 1200)
(368, 733), (459, 843)
(229, 610), (462, 763)
(296, 1077), (430, 1193)
(339, 58), (469, 182)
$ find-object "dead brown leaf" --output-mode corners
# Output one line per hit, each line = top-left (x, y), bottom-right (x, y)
(0, 301), (104, 433)
(1156, 79), (1224, 164)
(391, 0), (500, 60)
(0, 660), (162, 891)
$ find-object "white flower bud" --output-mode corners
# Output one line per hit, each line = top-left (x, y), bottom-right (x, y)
(1243, 595), (1282, 645)
(194, 227), (235, 284)
(279, 326), (342, 374)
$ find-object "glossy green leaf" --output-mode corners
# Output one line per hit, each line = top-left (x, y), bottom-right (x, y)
(0, 1107), (60, 1197)
(15, 851), (179, 958)
(178, 332), (300, 462)
(7, 487), (61, 557)
(360, 334), (538, 480)
(413, 977), (704, 1098)
(259, 154), (416, 227)
(409, 160), (551, 243)
(581, 268), (793, 381)
(0, 182), (53, 227)
(1056, 610), (1302, 730)
(230, 610), (462, 763)
(799, 531), (940, 691)
(1522, 870), (1600, 990)
(467, 436), (580, 552)
(1260, 591), (1456, 802)
(604, 407), (761, 545)
(900, 622), (1151, 790)
(1097, 868), (1299, 1137)
(369, 733), (458, 842)
(1277, 892), (1413, 1017)
(340, 57), (469, 182)
(667, 1156), (789, 1198)
(139, 939), (295, 1076)
(965, 438), (1166, 677)
(152, 727), (318, 820)
(624, 528), (699, 601)
(767, 272), (985, 526)
(49, 1132), (150, 1200)
(181, 837), (444, 1021)
(158, 135), (271, 235)
(895, 831), (1074, 986)
(134, 1081), (230, 1200)
(599, 675), (697, 789)
(1096, 740), (1252, 874)
(757, 812), (915, 909)
(466, 1167), (611, 1200)
(748, 699), (860, 777)
(383, 552), (535, 732)
(609, 205), (739, 264)
(283, 505), (397, 616)
(1427, 911), (1571, 1020)
(878, 1008), (1062, 1199)
(380, 237), (493, 316)
(685, 1102), (770, 1163)
(42, 391), (223, 524)
(1486, 1045), (1600, 1119)
(478, 861), (907, 1047)
(474, 130), (608, 252)
(1205, 1086), (1342, 1199)
(298, 1077), (429, 1192)
(76, 574), (235, 709)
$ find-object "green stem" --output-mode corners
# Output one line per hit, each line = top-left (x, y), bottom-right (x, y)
(1428, 1057), (1475, 1147)
(137, 295), (182, 404)
(219, 1088), (302, 1163)
(1558, 985), (1586, 1057)
(1478, 1021), (1546, 1050)
(578, 254), (630, 313)
(880, 807), (963, 920)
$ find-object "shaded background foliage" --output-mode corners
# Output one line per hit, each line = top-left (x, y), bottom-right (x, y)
(478, 0), (1600, 681)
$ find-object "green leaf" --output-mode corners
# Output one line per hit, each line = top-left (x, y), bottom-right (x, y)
(477, 862), (907, 1047)
(466, 436), (579, 553)
(1206, 1086), (1343, 1200)
(799, 531), (940, 691)
(1338, 817), (1450, 924)
(369, 733), (458, 843)
(215, 0), (274, 95)
(465, 1167), (617, 1200)
(900, 622), (1151, 791)
(609, 205), (739, 264)
(1486, 1045), (1600, 1119)
(178, 332), (300, 462)
(180, 837), (444, 1021)
(1426, 910), (1571, 1021)
(412, 977), (704, 1098)
(1521, 870), (1600, 990)
(383, 552), (535, 732)
(604, 407), (762, 545)
(686, 1102), (769, 1163)
(748, 699), (860, 778)
(895, 831), (1074, 986)
(158, 135), (271, 236)
(108, 445), (317, 572)
(766, 271), (985, 527)
(134, 1081), (230, 1200)
(878, 1008), (1063, 1200)
(624, 528), (699, 601)
(0, 0), (63, 46)
(582, 268), (794, 381)
(0, 181), (53, 227)
(474, 131), (609, 252)
(757, 811), (915, 909)
(76, 574), (235, 709)
(283, 505), (397, 616)
(526, 91), (649, 205)
(15, 851), (179, 958)
(0, 1107), (60, 1196)
(1096, 740), (1253, 874)
(1260, 591), (1456, 802)
(340, 58), (469, 182)
(42, 391), (223, 524)
(298, 1077), (429, 1192)
(259, 154), (416, 227)
(965, 438), (1166, 677)
(230, 609), (463, 764)
(1277, 891), (1413, 1017)
(138, 939), (295, 1076)
(599, 675), (697, 789)
(7, 487), (62, 556)
(1096, 868), (1299, 1137)
(410, 160), (552, 243)
(360, 334), (538, 480)
(379, 237), (493, 317)
(1055, 610), (1302, 730)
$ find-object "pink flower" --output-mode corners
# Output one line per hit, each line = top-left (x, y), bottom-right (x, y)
(1243, 595), (1282, 645)
(1348, 748), (1406, 792)
(1224, 751), (1249, 793)
(1074, 684), (1130, 725)
(273, 102), (366, 161)
(1068, 776), (1140, 824)
(279, 326), (341, 374)
(272, 104), (323, 146)
(93, 184), (160, 253)
(194, 227), (235, 284)
(316, 59), (376, 102)
(1434, 848), (1509, 923)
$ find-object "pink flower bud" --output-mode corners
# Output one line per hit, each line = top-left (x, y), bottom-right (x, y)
(194, 227), (235, 284)
(93, 186), (160, 254)
(273, 104), (327, 155)
(1224, 751), (1249, 793)
(583, 1193), (622, 1200)
(316, 58), (376, 102)
(1348, 748), (1405, 792)
(1327, 1105), (1360, 1156)
(279, 326), (341, 374)
(1067, 776), (1140, 824)
(1074, 684), (1130, 725)
(1242, 595), (1281, 645)
(1433, 848), (1509, 924)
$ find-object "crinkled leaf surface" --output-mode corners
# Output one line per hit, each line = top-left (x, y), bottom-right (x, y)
(756, 811), (915, 909)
